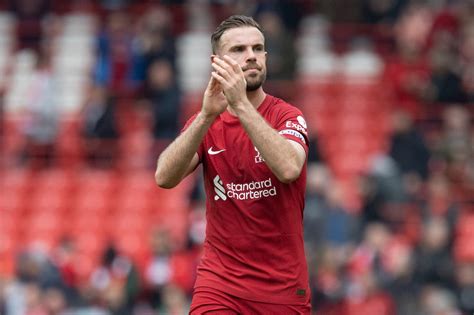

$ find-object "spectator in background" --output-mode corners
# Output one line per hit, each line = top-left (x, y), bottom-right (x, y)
(144, 227), (196, 312)
(419, 173), (459, 233)
(459, 21), (474, 102)
(3, 247), (68, 315)
(413, 217), (455, 289)
(20, 42), (58, 168)
(389, 110), (430, 180)
(304, 163), (331, 251)
(131, 6), (176, 87)
(82, 85), (119, 168)
(424, 31), (467, 104)
(144, 228), (174, 310)
(257, 11), (296, 80)
(384, 3), (432, 119)
(49, 238), (80, 306)
(418, 284), (461, 315)
(256, 11), (297, 100)
(382, 239), (418, 315)
(433, 105), (474, 192)
(8, 0), (50, 51)
(39, 285), (67, 315)
(94, 11), (134, 96)
(359, 155), (406, 226)
(310, 244), (350, 314)
(159, 284), (189, 315)
(88, 245), (141, 315)
(343, 223), (396, 315)
(361, 0), (407, 25)
(142, 58), (181, 155)
(99, 0), (130, 11)
(454, 262), (474, 314)
(319, 182), (360, 249)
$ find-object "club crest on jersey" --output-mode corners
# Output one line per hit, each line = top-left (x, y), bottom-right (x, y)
(254, 147), (264, 164)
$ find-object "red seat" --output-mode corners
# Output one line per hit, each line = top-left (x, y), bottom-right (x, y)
(33, 169), (74, 194)
(74, 189), (112, 216)
(2, 118), (25, 165)
(0, 188), (26, 214)
(456, 213), (474, 237)
(76, 170), (118, 194)
(73, 232), (107, 257)
(109, 212), (151, 236)
(28, 190), (69, 214)
(113, 232), (149, 263)
(1, 168), (32, 194)
(55, 116), (84, 168)
(454, 235), (474, 262)
(329, 154), (369, 178)
(68, 213), (107, 238)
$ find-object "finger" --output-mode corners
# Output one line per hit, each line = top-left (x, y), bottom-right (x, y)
(208, 75), (222, 92)
(223, 55), (242, 73)
(213, 56), (234, 73)
(206, 74), (217, 89)
(211, 62), (231, 80)
(211, 71), (228, 87)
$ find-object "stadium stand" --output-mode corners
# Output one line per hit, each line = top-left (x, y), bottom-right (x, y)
(0, 0), (473, 314)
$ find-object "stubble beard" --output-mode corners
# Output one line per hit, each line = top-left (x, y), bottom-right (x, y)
(245, 70), (266, 91)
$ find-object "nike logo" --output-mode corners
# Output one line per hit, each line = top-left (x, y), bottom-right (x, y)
(208, 147), (226, 155)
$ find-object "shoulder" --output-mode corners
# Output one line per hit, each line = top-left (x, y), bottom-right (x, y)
(266, 95), (305, 121)
(269, 95), (303, 114)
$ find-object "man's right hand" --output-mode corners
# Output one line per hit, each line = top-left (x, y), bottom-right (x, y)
(202, 75), (228, 119)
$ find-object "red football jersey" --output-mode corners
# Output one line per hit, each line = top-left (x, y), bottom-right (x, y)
(184, 95), (310, 304)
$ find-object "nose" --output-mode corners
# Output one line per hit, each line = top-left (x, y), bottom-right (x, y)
(245, 47), (256, 61)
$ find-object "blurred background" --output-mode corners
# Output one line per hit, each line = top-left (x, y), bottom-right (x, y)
(0, 0), (473, 314)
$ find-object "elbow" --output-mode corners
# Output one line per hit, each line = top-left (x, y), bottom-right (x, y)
(277, 165), (302, 184)
(155, 169), (177, 189)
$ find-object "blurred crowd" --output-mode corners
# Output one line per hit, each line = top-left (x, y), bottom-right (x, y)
(1, 0), (474, 314)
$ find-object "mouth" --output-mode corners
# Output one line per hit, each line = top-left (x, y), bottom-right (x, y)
(243, 65), (261, 72)
(244, 68), (260, 72)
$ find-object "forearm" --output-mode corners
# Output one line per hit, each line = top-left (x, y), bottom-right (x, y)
(234, 102), (304, 183)
(155, 112), (214, 188)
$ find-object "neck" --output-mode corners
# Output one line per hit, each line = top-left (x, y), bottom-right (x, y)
(247, 88), (267, 109)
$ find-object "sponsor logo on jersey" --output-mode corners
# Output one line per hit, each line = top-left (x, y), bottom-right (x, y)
(285, 121), (308, 135)
(297, 116), (307, 129)
(279, 129), (306, 144)
(212, 175), (277, 201)
(208, 147), (226, 155)
(213, 175), (227, 200)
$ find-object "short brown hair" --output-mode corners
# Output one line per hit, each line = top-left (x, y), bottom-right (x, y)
(211, 15), (264, 54)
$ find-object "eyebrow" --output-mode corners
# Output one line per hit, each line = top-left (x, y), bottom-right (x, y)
(229, 43), (264, 51)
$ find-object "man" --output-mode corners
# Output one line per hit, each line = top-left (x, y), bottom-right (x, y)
(155, 15), (311, 314)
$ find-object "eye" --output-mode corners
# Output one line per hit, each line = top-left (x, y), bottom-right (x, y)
(231, 46), (244, 52)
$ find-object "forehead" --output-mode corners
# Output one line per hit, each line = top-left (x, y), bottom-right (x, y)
(219, 26), (264, 51)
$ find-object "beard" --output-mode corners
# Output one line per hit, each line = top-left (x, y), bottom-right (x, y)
(244, 67), (266, 91)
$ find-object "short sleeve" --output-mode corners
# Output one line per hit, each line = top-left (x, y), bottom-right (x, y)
(181, 113), (204, 162)
(275, 108), (309, 154)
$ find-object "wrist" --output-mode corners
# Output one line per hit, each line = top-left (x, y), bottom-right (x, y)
(197, 111), (218, 124)
(232, 100), (252, 115)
